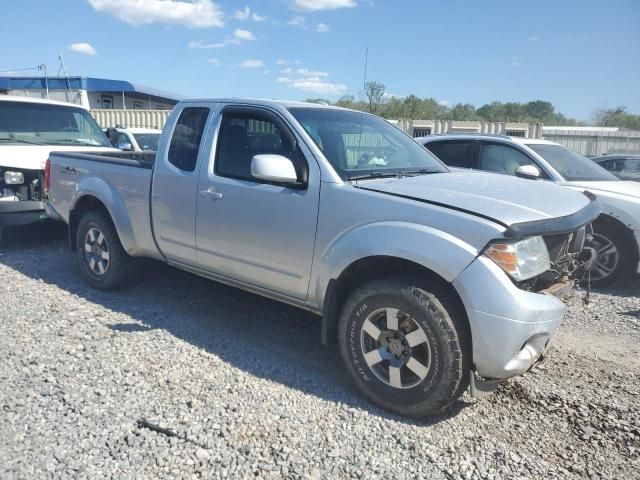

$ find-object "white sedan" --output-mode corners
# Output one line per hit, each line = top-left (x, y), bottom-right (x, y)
(419, 135), (640, 287)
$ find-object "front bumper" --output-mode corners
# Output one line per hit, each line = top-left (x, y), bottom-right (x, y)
(0, 200), (47, 228)
(453, 256), (567, 379)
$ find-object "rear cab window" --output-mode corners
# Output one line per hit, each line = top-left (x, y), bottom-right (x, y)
(168, 107), (210, 172)
(424, 141), (475, 168)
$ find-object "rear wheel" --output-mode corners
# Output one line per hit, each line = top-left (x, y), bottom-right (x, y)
(589, 216), (636, 288)
(75, 210), (134, 290)
(338, 276), (470, 418)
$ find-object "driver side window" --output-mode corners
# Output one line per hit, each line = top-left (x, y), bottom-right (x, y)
(479, 143), (540, 177)
(215, 111), (298, 181)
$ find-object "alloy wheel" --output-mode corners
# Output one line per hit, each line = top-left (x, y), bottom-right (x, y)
(360, 307), (432, 389)
(84, 227), (110, 275)
(589, 233), (619, 282)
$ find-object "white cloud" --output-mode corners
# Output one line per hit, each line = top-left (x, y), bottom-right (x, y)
(239, 59), (264, 68)
(234, 6), (251, 20)
(276, 59), (290, 65)
(294, 68), (328, 77)
(528, 35), (540, 41)
(287, 15), (305, 26)
(189, 40), (227, 48)
(291, 79), (347, 94)
(437, 99), (449, 106)
(189, 28), (254, 49)
(314, 22), (329, 32)
(512, 60), (521, 68)
(68, 42), (98, 56)
(207, 57), (220, 66)
(290, 0), (357, 11)
(277, 65), (346, 95)
(233, 28), (255, 41)
(87, 0), (224, 28)
(234, 6), (266, 22)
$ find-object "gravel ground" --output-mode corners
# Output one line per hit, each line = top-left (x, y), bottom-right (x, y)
(1, 223), (638, 480)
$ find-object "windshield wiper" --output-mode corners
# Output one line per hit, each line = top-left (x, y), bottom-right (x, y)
(401, 168), (442, 176)
(348, 169), (441, 181)
(0, 138), (43, 145)
(347, 171), (405, 181)
(51, 139), (103, 146)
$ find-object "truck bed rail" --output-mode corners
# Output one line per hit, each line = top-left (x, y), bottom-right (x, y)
(49, 150), (156, 169)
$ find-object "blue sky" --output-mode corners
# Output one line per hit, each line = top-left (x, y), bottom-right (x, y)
(1, 0), (639, 120)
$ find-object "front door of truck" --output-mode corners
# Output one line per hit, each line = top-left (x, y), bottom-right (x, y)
(195, 106), (320, 300)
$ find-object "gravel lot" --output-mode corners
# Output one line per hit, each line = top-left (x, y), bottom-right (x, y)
(1, 223), (639, 480)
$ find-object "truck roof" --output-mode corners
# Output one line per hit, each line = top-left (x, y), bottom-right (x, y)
(0, 94), (90, 110)
(180, 98), (350, 110)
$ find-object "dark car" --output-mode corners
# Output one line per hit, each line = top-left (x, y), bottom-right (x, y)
(592, 155), (640, 181)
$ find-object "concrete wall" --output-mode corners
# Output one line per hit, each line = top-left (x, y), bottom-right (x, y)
(543, 129), (640, 156)
(91, 109), (171, 129)
(398, 119), (543, 139)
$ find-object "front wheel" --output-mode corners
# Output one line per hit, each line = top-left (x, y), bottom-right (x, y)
(589, 217), (636, 288)
(338, 277), (470, 418)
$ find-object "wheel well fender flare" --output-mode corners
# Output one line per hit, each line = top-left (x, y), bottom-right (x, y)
(69, 178), (135, 254)
(314, 221), (479, 344)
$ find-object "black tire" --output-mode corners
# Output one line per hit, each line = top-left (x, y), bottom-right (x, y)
(75, 210), (134, 290)
(338, 276), (471, 418)
(589, 216), (636, 288)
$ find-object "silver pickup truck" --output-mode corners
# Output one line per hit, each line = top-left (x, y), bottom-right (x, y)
(45, 99), (600, 417)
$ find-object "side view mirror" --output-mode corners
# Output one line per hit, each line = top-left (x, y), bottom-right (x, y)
(105, 128), (118, 145)
(117, 141), (134, 151)
(251, 154), (298, 184)
(515, 165), (541, 180)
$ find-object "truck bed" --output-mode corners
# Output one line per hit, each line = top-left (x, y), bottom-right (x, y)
(46, 150), (161, 259)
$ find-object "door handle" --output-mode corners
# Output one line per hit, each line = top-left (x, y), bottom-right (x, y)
(199, 188), (223, 200)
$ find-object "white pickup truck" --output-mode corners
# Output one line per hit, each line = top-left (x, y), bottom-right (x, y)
(45, 99), (600, 417)
(0, 96), (117, 241)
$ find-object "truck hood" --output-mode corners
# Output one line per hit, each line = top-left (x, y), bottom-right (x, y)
(357, 170), (592, 227)
(0, 145), (119, 170)
(563, 180), (640, 199)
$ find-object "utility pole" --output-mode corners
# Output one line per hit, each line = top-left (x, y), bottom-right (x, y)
(38, 63), (48, 99)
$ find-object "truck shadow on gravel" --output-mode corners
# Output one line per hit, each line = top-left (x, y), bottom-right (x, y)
(1, 224), (473, 425)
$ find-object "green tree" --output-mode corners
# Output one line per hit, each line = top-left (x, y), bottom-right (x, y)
(363, 81), (386, 114)
(447, 103), (479, 121)
(525, 100), (555, 122)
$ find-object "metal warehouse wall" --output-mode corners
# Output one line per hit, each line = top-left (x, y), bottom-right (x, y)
(543, 129), (640, 156)
(91, 109), (171, 129)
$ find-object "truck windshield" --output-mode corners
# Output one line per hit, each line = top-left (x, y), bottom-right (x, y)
(527, 143), (618, 182)
(0, 101), (111, 147)
(133, 133), (161, 151)
(289, 107), (447, 180)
